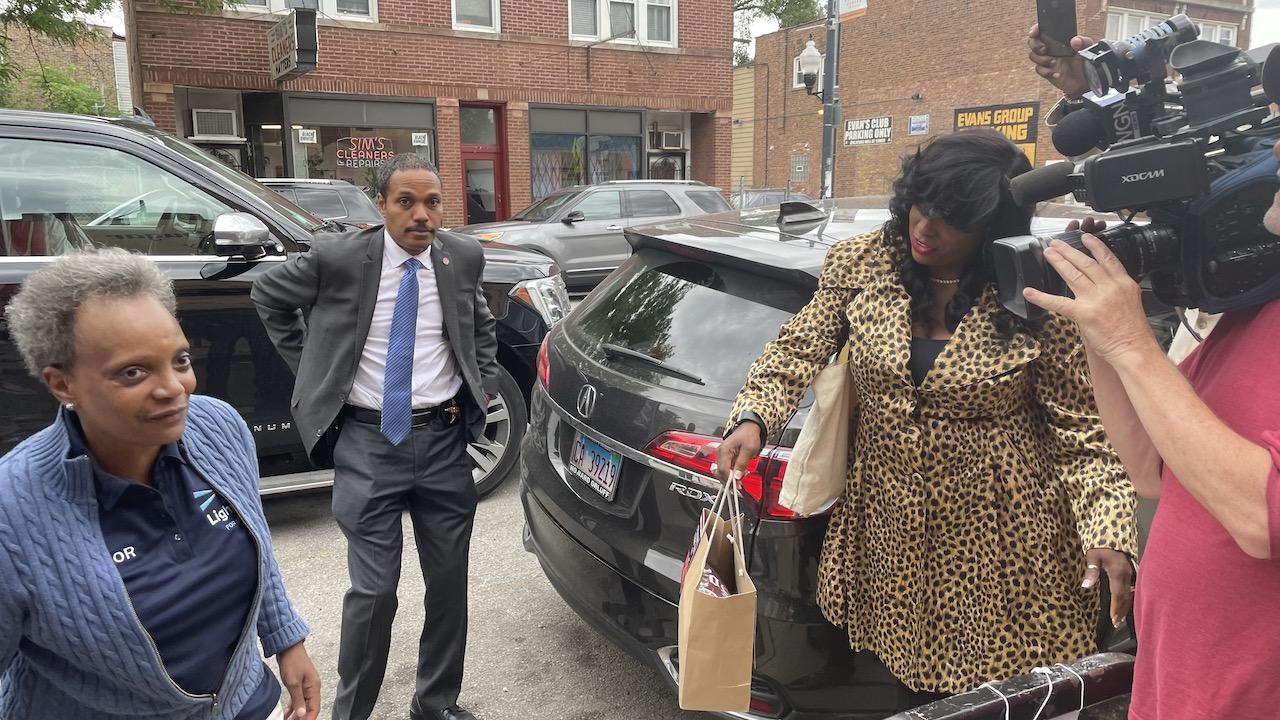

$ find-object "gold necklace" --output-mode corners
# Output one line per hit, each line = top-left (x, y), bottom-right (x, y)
(930, 277), (961, 285)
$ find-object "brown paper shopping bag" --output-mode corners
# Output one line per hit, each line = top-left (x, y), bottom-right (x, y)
(677, 477), (757, 712)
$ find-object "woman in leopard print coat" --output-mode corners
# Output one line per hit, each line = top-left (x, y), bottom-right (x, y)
(717, 130), (1138, 708)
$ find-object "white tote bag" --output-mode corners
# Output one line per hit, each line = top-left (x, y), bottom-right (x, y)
(778, 343), (857, 516)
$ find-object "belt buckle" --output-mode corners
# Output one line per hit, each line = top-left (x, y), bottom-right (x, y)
(445, 401), (460, 425)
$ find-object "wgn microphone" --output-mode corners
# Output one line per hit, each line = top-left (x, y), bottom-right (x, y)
(1051, 108), (1110, 157)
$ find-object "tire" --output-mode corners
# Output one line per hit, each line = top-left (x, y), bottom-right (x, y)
(470, 364), (527, 498)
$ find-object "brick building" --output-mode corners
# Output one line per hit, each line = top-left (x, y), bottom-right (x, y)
(747, 0), (1255, 199)
(125, 0), (734, 226)
(2, 25), (128, 114)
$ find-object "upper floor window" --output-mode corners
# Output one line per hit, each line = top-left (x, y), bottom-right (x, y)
(454, 0), (500, 31)
(570, 0), (677, 48)
(1106, 8), (1237, 48)
(792, 53), (836, 90)
(1194, 19), (1237, 47)
(232, 0), (376, 22)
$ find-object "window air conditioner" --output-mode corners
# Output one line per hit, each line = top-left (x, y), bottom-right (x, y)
(660, 131), (685, 150)
(191, 108), (238, 138)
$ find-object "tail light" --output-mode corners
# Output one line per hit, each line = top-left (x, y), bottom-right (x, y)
(536, 336), (550, 389)
(643, 431), (808, 520)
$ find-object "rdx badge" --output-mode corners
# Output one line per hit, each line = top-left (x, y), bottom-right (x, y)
(669, 481), (716, 504)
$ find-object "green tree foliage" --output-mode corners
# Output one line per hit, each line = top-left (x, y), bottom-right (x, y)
(0, 0), (223, 109)
(733, 0), (823, 66)
(3, 62), (115, 115)
(736, 0), (823, 27)
(31, 65), (112, 114)
(2, 0), (222, 45)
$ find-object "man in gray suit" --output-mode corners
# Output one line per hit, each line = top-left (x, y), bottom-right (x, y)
(252, 154), (496, 720)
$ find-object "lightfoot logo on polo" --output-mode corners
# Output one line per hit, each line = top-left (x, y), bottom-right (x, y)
(193, 490), (238, 530)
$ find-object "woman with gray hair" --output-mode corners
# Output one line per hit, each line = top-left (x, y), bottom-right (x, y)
(0, 248), (320, 720)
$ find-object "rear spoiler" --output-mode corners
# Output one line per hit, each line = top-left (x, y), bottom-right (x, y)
(624, 216), (830, 290)
(887, 653), (1134, 720)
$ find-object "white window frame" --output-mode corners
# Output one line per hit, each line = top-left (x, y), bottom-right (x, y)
(792, 53), (837, 90)
(1193, 18), (1238, 46)
(452, 0), (500, 33)
(568, 0), (678, 48)
(230, 0), (378, 24)
(1107, 8), (1237, 48)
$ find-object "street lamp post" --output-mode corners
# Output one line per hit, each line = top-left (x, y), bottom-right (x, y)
(797, 0), (840, 199)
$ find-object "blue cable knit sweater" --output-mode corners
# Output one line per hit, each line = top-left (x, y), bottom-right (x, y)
(0, 395), (310, 720)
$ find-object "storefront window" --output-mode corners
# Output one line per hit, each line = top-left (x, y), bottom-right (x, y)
(531, 134), (586, 200)
(291, 127), (435, 194)
(587, 135), (640, 184)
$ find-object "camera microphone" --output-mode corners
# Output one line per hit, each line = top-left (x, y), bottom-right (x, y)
(1052, 107), (1110, 157)
(1009, 161), (1075, 207)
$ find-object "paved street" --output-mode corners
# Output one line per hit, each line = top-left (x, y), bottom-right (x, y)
(263, 474), (705, 720)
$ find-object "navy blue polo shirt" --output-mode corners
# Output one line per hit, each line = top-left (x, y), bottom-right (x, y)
(64, 413), (280, 719)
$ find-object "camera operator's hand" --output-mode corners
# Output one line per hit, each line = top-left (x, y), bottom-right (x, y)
(1028, 23), (1094, 99)
(713, 423), (764, 486)
(1081, 547), (1135, 628)
(1023, 234), (1162, 365)
(1066, 218), (1106, 235)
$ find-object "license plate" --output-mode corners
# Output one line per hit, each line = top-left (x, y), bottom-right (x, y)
(567, 431), (623, 501)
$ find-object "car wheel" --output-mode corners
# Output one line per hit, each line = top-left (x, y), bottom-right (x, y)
(469, 364), (527, 498)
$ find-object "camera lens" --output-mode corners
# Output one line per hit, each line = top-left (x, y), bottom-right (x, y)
(1096, 224), (1181, 277)
(1083, 61), (1113, 97)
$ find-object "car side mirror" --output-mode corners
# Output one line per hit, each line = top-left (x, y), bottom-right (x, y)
(212, 212), (273, 257)
(562, 211), (586, 224)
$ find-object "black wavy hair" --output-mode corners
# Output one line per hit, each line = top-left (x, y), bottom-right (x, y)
(884, 128), (1039, 339)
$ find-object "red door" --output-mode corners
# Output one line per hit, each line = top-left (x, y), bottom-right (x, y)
(459, 104), (509, 225)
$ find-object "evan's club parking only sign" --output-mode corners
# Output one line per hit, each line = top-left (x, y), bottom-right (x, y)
(844, 116), (892, 146)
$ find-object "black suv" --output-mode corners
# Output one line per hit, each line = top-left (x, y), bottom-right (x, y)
(0, 110), (569, 497)
(519, 199), (1156, 719)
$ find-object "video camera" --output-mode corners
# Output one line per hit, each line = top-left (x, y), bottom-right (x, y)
(992, 13), (1280, 320)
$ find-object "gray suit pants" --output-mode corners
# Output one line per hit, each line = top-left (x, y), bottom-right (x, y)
(329, 411), (477, 720)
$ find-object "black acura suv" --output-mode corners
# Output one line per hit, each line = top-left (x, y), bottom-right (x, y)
(519, 199), (1165, 719)
(0, 109), (570, 496)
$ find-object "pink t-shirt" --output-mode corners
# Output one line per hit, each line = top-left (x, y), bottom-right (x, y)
(1129, 300), (1280, 720)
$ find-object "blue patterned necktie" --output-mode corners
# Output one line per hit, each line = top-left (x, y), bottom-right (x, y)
(381, 256), (421, 445)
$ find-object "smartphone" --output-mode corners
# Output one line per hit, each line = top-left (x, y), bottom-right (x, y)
(1036, 0), (1078, 57)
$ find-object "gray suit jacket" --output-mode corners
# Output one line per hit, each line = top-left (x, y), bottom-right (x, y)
(251, 227), (499, 466)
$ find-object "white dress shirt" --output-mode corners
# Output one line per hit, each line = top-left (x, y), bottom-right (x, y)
(347, 231), (463, 410)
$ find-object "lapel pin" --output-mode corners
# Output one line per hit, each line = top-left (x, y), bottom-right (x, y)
(442, 256), (450, 266)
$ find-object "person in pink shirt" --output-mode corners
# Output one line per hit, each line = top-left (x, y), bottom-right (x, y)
(1029, 26), (1279, 717)
(1021, 149), (1280, 720)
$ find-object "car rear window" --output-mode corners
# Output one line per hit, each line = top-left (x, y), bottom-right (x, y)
(564, 250), (809, 399)
(686, 190), (730, 213)
(271, 188), (299, 205)
(627, 190), (681, 218)
(294, 188), (349, 220)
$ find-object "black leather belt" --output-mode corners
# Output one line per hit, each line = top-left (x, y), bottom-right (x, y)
(345, 398), (461, 428)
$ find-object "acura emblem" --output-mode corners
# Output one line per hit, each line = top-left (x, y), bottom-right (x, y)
(576, 384), (599, 419)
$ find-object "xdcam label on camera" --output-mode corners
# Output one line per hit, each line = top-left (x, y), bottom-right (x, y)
(1121, 170), (1167, 183)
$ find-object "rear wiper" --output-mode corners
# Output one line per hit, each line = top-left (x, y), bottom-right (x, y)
(601, 343), (705, 385)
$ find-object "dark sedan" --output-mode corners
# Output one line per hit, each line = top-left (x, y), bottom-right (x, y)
(518, 199), (1153, 719)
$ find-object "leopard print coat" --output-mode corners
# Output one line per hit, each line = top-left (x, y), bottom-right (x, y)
(728, 230), (1138, 693)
